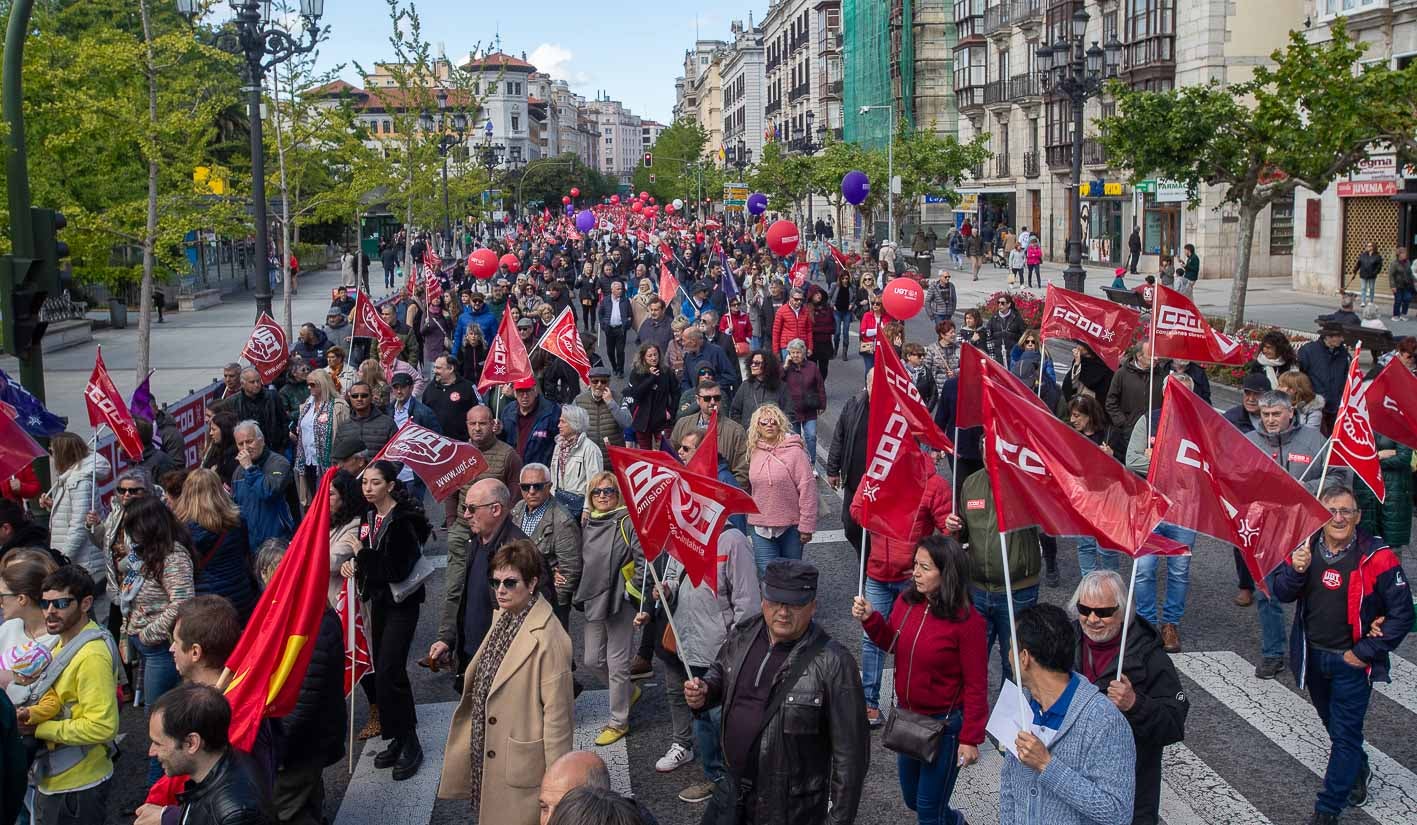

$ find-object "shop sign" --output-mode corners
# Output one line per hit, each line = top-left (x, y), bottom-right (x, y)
(924, 194), (950, 204)
(1336, 179), (1398, 198)
(1080, 181), (1125, 198)
(1350, 154), (1396, 182)
(954, 193), (979, 212)
(1138, 178), (1188, 202)
(723, 184), (748, 207)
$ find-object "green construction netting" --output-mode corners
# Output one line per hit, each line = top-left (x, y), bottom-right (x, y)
(845, 0), (957, 148)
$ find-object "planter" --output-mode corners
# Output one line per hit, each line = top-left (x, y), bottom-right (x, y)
(108, 299), (128, 329)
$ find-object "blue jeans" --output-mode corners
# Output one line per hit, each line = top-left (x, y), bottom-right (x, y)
(1256, 571), (1288, 659)
(862, 352), (875, 373)
(1306, 647), (1373, 815)
(1134, 523), (1195, 626)
(970, 585), (1039, 682)
(861, 576), (912, 708)
(792, 419), (817, 468)
(133, 635), (181, 782)
(750, 525), (803, 577)
(1360, 278), (1376, 305)
(834, 311), (854, 353)
(1394, 286), (1413, 318)
(750, 335), (761, 351)
(810, 262), (821, 281)
(694, 705), (726, 782)
(897, 711), (965, 825)
(1074, 536), (1120, 576)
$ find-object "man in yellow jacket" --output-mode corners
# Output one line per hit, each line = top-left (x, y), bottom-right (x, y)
(23, 566), (119, 825)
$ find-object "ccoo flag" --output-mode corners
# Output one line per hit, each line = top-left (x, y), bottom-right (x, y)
(1150, 284), (1248, 366)
(84, 347), (144, 461)
(534, 306), (593, 384)
(477, 306), (534, 393)
(1328, 343), (1385, 501)
(1040, 284), (1142, 371)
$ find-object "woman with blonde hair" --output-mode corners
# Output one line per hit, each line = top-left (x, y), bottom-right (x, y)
(40, 432), (111, 610)
(295, 368), (350, 505)
(1277, 370), (1325, 430)
(745, 404), (818, 576)
(630, 277), (656, 330)
(174, 468), (255, 617)
(666, 316), (692, 380)
(358, 359), (391, 410)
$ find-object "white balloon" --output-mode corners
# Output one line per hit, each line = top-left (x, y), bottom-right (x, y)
(672, 198), (684, 210)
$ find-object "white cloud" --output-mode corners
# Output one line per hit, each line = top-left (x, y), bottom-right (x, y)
(529, 43), (592, 88)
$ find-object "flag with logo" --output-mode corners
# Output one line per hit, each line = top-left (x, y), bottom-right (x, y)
(1327, 343), (1385, 501)
(372, 420), (488, 501)
(1150, 284), (1248, 366)
(424, 266), (444, 307)
(223, 466), (337, 751)
(981, 375), (1170, 554)
(85, 347), (144, 461)
(0, 368), (66, 437)
(337, 577), (372, 695)
(534, 306), (592, 384)
(1364, 358), (1417, 450)
(788, 260), (809, 288)
(351, 291), (404, 371)
(477, 307), (534, 393)
(658, 260), (681, 305)
(877, 338), (952, 451)
(608, 445), (758, 593)
(852, 346), (940, 542)
(827, 242), (852, 273)
(0, 404), (45, 489)
(955, 342), (1051, 429)
(1148, 376), (1331, 590)
(241, 312), (290, 383)
(1040, 284), (1142, 371)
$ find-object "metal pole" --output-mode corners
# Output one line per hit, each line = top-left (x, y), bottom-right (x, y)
(1064, 79), (1086, 293)
(442, 148), (451, 246)
(243, 7), (272, 321)
(4, 0), (45, 419)
(886, 106), (895, 246)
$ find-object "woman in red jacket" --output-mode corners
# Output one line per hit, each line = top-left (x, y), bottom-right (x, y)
(852, 534), (987, 825)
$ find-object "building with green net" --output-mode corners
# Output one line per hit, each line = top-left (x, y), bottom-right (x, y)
(843, 0), (958, 150)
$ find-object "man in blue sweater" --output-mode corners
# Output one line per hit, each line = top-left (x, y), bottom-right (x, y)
(231, 421), (295, 549)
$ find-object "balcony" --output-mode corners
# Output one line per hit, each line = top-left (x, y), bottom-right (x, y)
(789, 82), (811, 102)
(969, 162), (985, 180)
(1122, 34), (1176, 88)
(1008, 73), (1040, 100)
(983, 79), (1009, 106)
(1045, 138), (1108, 170)
(766, 56), (781, 74)
(765, 99), (782, 117)
(1083, 137), (1107, 166)
(993, 154), (1011, 178)
(1023, 150), (1041, 178)
(819, 78), (844, 100)
(954, 64), (987, 111)
(984, 2), (1012, 33)
(790, 31), (809, 52)
(953, 0), (985, 40)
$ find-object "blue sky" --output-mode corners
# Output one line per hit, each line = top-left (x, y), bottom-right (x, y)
(308, 0), (758, 124)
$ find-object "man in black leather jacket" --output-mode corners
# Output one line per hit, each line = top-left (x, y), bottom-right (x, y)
(151, 683), (275, 825)
(685, 560), (868, 825)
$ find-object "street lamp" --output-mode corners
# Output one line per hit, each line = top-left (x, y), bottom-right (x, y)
(790, 113), (828, 235)
(177, 0), (326, 320)
(727, 139), (752, 176)
(858, 103), (896, 244)
(421, 88), (468, 249)
(1036, 7), (1122, 293)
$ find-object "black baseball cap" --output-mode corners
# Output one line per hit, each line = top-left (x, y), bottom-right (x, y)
(762, 559), (819, 606)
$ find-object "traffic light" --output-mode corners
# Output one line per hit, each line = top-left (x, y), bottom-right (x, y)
(643, 152), (653, 168)
(0, 208), (67, 358)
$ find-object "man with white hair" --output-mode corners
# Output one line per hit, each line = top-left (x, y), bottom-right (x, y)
(511, 462), (582, 632)
(1070, 570), (1189, 825)
(230, 420), (295, 548)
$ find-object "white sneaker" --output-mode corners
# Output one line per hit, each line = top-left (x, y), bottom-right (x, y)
(656, 742), (695, 773)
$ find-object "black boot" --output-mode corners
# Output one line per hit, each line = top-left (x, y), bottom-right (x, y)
(392, 736), (423, 781)
(373, 737), (402, 769)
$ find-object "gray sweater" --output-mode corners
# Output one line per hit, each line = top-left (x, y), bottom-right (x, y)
(660, 528), (758, 669)
(1000, 676), (1136, 825)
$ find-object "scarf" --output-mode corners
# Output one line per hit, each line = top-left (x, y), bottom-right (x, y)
(467, 593), (538, 810)
(1080, 631), (1123, 684)
(118, 542), (147, 616)
(299, 399), (338, 469)
(554, 433), (577, 485)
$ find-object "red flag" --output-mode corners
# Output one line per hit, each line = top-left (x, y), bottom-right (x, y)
(1151, 284), (1247, 366)
(1148, 376), (1331, 590)
(84, 347), (143, 460)
(852, 352), (939, 542)
(0, 407), (45, 486)
(789, 261), (809, 288)
(424, 266), (444, 307)
(421, 248), (440, 271)
(827, 243), (853, 271)
(241, 312), (290, 383)
(404, 265), (420, 297)
(1364, 358), (1417, 450)
(1328, 343), (1385, 501)
(658, 260), (681, 305)
(955, 342), (1050, 429)
(609, 445), (758, 593)
(534, 306), (592, 384)
(373, 420), (487, 502)
(686, 409), (719, 477)
(876, 338), (953, 452)
(351, 291), (404, 371)
(981, 375), (1170, 555)
(337, 577), (372, 695)
(223, 466), (336, 751)
(477, 307), (534, 393)
(1040, 284), (1141, 371)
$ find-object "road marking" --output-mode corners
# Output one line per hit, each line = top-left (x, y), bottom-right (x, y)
(334, 701), (457, 825)
(1160, 743), (1273, 825)
(1175, 650), (1417, 823)
(1375, 652), (1417, 717)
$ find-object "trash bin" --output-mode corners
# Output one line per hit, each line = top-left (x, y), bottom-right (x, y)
(108, 299), (128, 329)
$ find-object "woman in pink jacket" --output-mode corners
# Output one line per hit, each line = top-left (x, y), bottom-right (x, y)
(745, 404), (818, 577)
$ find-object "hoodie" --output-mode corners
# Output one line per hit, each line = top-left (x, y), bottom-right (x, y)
(745, 434), (818, 533)
(47, 452), (112, 582)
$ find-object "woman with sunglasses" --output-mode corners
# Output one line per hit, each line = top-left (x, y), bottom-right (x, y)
(1070, 569), (1188, 825)
(859, 295), (885, 372)
(573, 472), (644, 747)
(986, 294), (1025, 364)
(745, 404), (817, 576)
(439, 539), (573, 824)
(294, 369), (350, 507)
(728, 349), (790, 430)
(852, 535), (986, 825)
(341, 459), (433, 780)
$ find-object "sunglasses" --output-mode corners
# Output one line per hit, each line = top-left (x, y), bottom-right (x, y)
(348, 393), (370, 400)
(520, 482), (550, 492)
(116, 487), (145, 497)
(488, 577), (523, 591)
(590, 487), (618, 497)
(39, 597), (77, 611)
(459, 502), (496, 515)
(1075, 603), (1119, 619)
(590, 379), (609, 385)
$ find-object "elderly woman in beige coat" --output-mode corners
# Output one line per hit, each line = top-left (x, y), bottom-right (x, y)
(438, 538), (574, 824)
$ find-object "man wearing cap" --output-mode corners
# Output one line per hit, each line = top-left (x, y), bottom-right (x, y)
(1298, 323), (1352, 435)
(389, 373), (440, 502)
(422, 355), (478, 442)
(1223, 372), (1269, 435)
(499, 376), (561, 466)
(574, 367), (630, 462)
(680, 328), (739, 401)
(599, 280), (634, 379)
(516, 317), (538, 353)
(681, 282), (712, 325)
(323, 305), (353, 354)
(331, 432), (370, 477)
(684, 559), (868, 825)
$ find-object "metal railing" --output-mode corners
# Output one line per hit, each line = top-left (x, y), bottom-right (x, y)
(1008, 73), (1040, 99)
(984, 2), (1012, 32)
(789, 82), (811, 101)
(765, 99), (782, 117)
(994, 155), (1011, 177)
(1023, 151), (1041, 178)
(984, 79), (1009, 105)
(39, 290), (88, 323)
(1083, 137), (1108, 166)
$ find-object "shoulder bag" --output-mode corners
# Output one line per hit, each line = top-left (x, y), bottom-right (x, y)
(374, 513), (434, 604)
(881, 604), (960, 764)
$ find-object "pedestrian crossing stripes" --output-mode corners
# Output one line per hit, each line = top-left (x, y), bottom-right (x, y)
(1375, 649), (1417, 717)
(1159, 744), (1273, 825)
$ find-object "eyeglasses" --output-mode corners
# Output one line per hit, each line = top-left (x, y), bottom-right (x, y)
(677, 444), (694, 454)
(488, 577), (523, 590)
(0, 592), (16, 600)
(590, 487), (618, 497)
(116, 487), (145, 497)
(1327, 507), (1358, 518)
(1075, 603), (1119, 619)
(698, 395), (722, 403)
(348, 393), (370, 400)
(520, 481), (550, 492)
(39, 597), (76, 611)
(750, 360), (764, 367)
(459, 501), (497, 515)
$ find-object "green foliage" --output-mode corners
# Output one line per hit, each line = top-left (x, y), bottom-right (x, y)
(632, 119), (710, 204)
(516, 153), (617, 210)
(748, 141), (813, 214)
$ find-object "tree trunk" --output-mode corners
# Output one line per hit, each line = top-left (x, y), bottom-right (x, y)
(136, 0), (158, 382)
(1225, 202), (1260, 331)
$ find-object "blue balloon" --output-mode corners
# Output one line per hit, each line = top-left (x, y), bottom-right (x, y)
(575, 209), (597, 233)
(565, 203), (575, 215)
(842, 170), (870, 206)
(746, 192), (768, 216)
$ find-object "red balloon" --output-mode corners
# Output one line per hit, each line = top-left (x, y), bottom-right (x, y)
(611, 194), (621, 204)
(499, 253), (521, 274)
(665, 204), (675, 214)
(766, 220), (800, 257)
(881, 277), (925, 320)
(648, 197), (656, 205)
(630, 201), (643, 213)
(561, 196), (571, 205)
(639, 191), (648, 201)
(468, 248), (498, 280)
(570, 187), (580, 197)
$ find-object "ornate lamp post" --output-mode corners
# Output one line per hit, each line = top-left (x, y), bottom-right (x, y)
(1036, 7), (1121, 293)
(790, 112), (827, 234)
(421, 88), (468, 249)
(727, 139), (752, 176)
(177, 0), (326, 319)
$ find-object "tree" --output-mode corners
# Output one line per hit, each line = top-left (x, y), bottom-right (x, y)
(516, 152), (615, 212)
(749, 140), (813, 222)
(632, 119), (709, 205)
(893, 122), (990, 239)
(1100, 19), (1417, 328)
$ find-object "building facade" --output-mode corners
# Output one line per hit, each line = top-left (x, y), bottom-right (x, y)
(693, 50), (726, 162)
(721, 20), (766, 173)
(587, 93), (643, 186)
(953, 0), (1302, 280)
(843, 0), (958, 150)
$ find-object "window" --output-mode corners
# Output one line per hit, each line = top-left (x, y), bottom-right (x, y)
(1270, 194), (1295, 256)
(511, 114), (520, 132)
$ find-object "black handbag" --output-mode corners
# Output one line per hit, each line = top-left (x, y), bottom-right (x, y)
(880, 605), (959, 764)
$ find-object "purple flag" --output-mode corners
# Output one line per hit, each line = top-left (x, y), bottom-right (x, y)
(129, 370), (156, 422)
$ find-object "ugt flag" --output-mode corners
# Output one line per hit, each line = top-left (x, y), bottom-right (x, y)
(1328, 343), (1385, 501)
(373, 421), (487, 502)
(241, 312), (289, 384)
(85, 347), (144, 461)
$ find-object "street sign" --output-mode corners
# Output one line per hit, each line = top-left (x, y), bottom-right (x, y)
(724, 182), (748, 211)
(1337, 179), (1398, 198)
(1139, 179), (1188, 203)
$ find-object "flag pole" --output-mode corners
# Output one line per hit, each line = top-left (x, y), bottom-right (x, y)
(951, 424), (960, 516)
(1146, 289), (1160, 444)
(857, 531), (870, 598)
(1297, 436), (1334, 484)
(1036, 338), (1047, 397)
(89, 425), (107, 516)
(646, 560), (698, 680)
(347, 580), (357, 775)
(997, 528), (1030, 725)
(1114, 558), (1140, 682)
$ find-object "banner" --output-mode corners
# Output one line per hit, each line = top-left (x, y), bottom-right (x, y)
(852, 354), (938, 542)
(1151, 284), (1247, 366)
(351, 291), (403, 371)
(534, 306), (592, 384)
(876, 338), (953, 451)
(658, 260), (681, 305)
(241, 312), (290, 383)
(1364, 358), (1417, 451)
(85, 347), (144, 461)
(1328, 344), (1385, 501)
(1040, 284), (1141, 371)
(956, 342), (1050, 430)
(337, 577), (372, 695)
(477, 308), (534, 393)
(372, 421), (487, 502)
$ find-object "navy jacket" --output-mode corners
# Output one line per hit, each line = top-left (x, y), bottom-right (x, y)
(231, 449), (295, 550)
(1297, 339), (1351, 414)
(680, 342), (739, 394)
(498, 395), (561, 466)
(597, 294), (635, 330)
